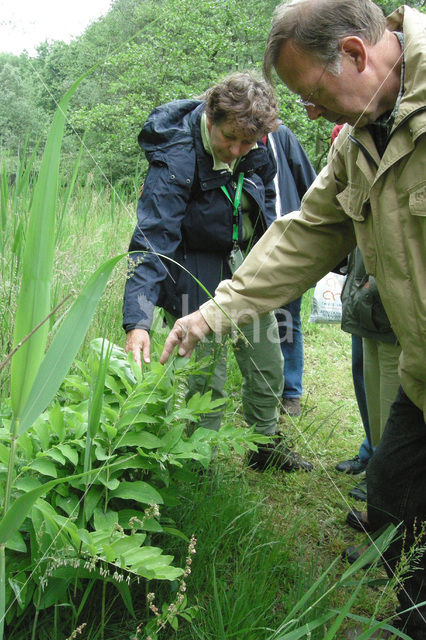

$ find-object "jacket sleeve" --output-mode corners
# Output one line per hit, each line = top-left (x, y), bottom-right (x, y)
(123, 153), (193, 332)
(199, 155), (357, 333)
(277, 126), (317, 203)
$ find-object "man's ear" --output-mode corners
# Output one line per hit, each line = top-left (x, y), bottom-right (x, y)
(340, 36), (367, 72)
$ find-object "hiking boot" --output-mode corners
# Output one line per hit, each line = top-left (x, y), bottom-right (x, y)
(335, 455), (367, 475)
(280, 397), (302, 417)
(348, 478), (367, 502)
(248, 439), (313, 472)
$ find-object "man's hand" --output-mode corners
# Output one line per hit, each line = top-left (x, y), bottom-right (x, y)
(125, 328), (151, 367)
(160, 311), (211, 364)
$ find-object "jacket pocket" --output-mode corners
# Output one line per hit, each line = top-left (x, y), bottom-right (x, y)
(408, 181), (426, 217)
(336, 183), (369, 222)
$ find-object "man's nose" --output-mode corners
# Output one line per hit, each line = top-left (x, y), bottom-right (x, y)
(305, 104), (323, 120)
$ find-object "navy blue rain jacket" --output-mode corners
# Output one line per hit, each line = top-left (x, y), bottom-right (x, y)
(123, 100), (278, 332)
(267, 125), (317, 215)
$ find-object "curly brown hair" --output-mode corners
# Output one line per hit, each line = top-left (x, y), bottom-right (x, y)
(203, 71), (279, 138)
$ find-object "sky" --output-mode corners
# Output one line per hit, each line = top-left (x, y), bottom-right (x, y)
(0, 0), (112, 56)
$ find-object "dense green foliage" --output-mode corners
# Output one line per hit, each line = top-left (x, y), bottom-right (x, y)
(2, 0), (424, 186)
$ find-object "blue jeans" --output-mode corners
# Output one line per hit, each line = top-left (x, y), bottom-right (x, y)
(275, 297), (304, 399)
(351, 335), (375, 462)
(368, 388), (426, 639)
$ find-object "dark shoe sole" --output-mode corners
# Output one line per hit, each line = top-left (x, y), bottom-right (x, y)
(346, 509), (371, 532)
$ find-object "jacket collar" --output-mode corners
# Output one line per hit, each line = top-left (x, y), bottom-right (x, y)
(385, 6), (426, 132)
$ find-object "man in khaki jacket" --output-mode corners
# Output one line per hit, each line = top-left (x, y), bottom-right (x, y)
(161, 0), (426, 634)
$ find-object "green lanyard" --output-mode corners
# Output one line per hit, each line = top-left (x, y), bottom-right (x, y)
(221, 172), (244, 243)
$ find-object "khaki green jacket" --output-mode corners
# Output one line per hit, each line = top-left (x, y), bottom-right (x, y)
(201, 6), (426, 418)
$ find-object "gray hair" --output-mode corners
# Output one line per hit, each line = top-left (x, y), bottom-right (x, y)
(263, 0), (386, 82)
(203, 71), (279, 137)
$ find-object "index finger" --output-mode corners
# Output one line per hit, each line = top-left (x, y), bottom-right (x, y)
(160, 324), (185, 364)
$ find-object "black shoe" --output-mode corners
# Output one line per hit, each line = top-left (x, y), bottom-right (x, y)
(346, 509), (371, 532)
(342, 545), (369, 566)
(248, 439), (313, 473)
(349, 478), (367, 502)
(335, 455), (367, 475)
(342, 544), (383, 568)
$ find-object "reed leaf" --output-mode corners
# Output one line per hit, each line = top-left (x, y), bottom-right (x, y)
(10, 78), (82, 418)
(18, 254), (125, 435)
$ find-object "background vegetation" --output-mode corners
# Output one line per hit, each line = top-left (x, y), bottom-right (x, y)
(1, 0), (424, 187)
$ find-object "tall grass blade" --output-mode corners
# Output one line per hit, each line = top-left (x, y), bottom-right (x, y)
(0, 163), (7, 242)
(88, 339), (113, 439)
(10, 78), (83, 418)
(18, 254), (125, 435)
(56, 138), (85, 244)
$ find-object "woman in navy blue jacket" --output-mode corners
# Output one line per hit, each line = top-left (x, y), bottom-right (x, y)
(123, 72), (311, 472)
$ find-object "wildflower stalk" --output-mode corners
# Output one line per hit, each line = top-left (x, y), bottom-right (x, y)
(136, 534), (197, 639)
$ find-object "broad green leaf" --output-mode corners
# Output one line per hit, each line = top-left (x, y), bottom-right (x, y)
(110, 481), (163, 505)
(56, 443), (78, 466)
(93, 509), (119, 532)
(159, 425), (185, 451)
(14, 477), (41, 492)
(139, 565), (184, 581)
(121, 546), (162, 564)
(38, 577), (72, 610)
(5, 531), (26, 553)
(94, 445), (110, 461)
(0, 468), (105, 545)
(55, 494), (79, 518)
(10, 79), (80, 417)
(110, 534), (146, 557)
(83, 485), (103, 522)
(18, 253), (126, 435)
(49, 404), (65, 442)
(29, 459), (57, 478)
(32, 418), (50, 450)
(0, 445), (9, 466)
(118, 431), (162, 449)
(45, 449), (66, 465)
(117, 410), (160, 428)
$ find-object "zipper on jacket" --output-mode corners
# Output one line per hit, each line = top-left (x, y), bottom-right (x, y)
(348, 135), (379, 169)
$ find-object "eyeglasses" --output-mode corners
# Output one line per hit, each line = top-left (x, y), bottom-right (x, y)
(295, 63), (329, 108)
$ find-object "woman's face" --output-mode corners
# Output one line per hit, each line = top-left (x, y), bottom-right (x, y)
(207, 117), (258, 165)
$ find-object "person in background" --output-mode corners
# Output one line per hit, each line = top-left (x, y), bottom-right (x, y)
(266, 125), (316, 419)
(161, 1), (426, 635)
(123, 71), (312, 473)
(340, 247), (401, 538)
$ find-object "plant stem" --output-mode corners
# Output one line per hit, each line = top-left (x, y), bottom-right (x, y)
(0, 416), (19, 640)
(30, 586), (42, 640)
(4, 417), (18, 515)
(101, 576), (106, 640)
(0, 545), (5, 640)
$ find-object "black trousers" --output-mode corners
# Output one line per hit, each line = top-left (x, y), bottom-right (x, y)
(368, 387), (426, 639)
